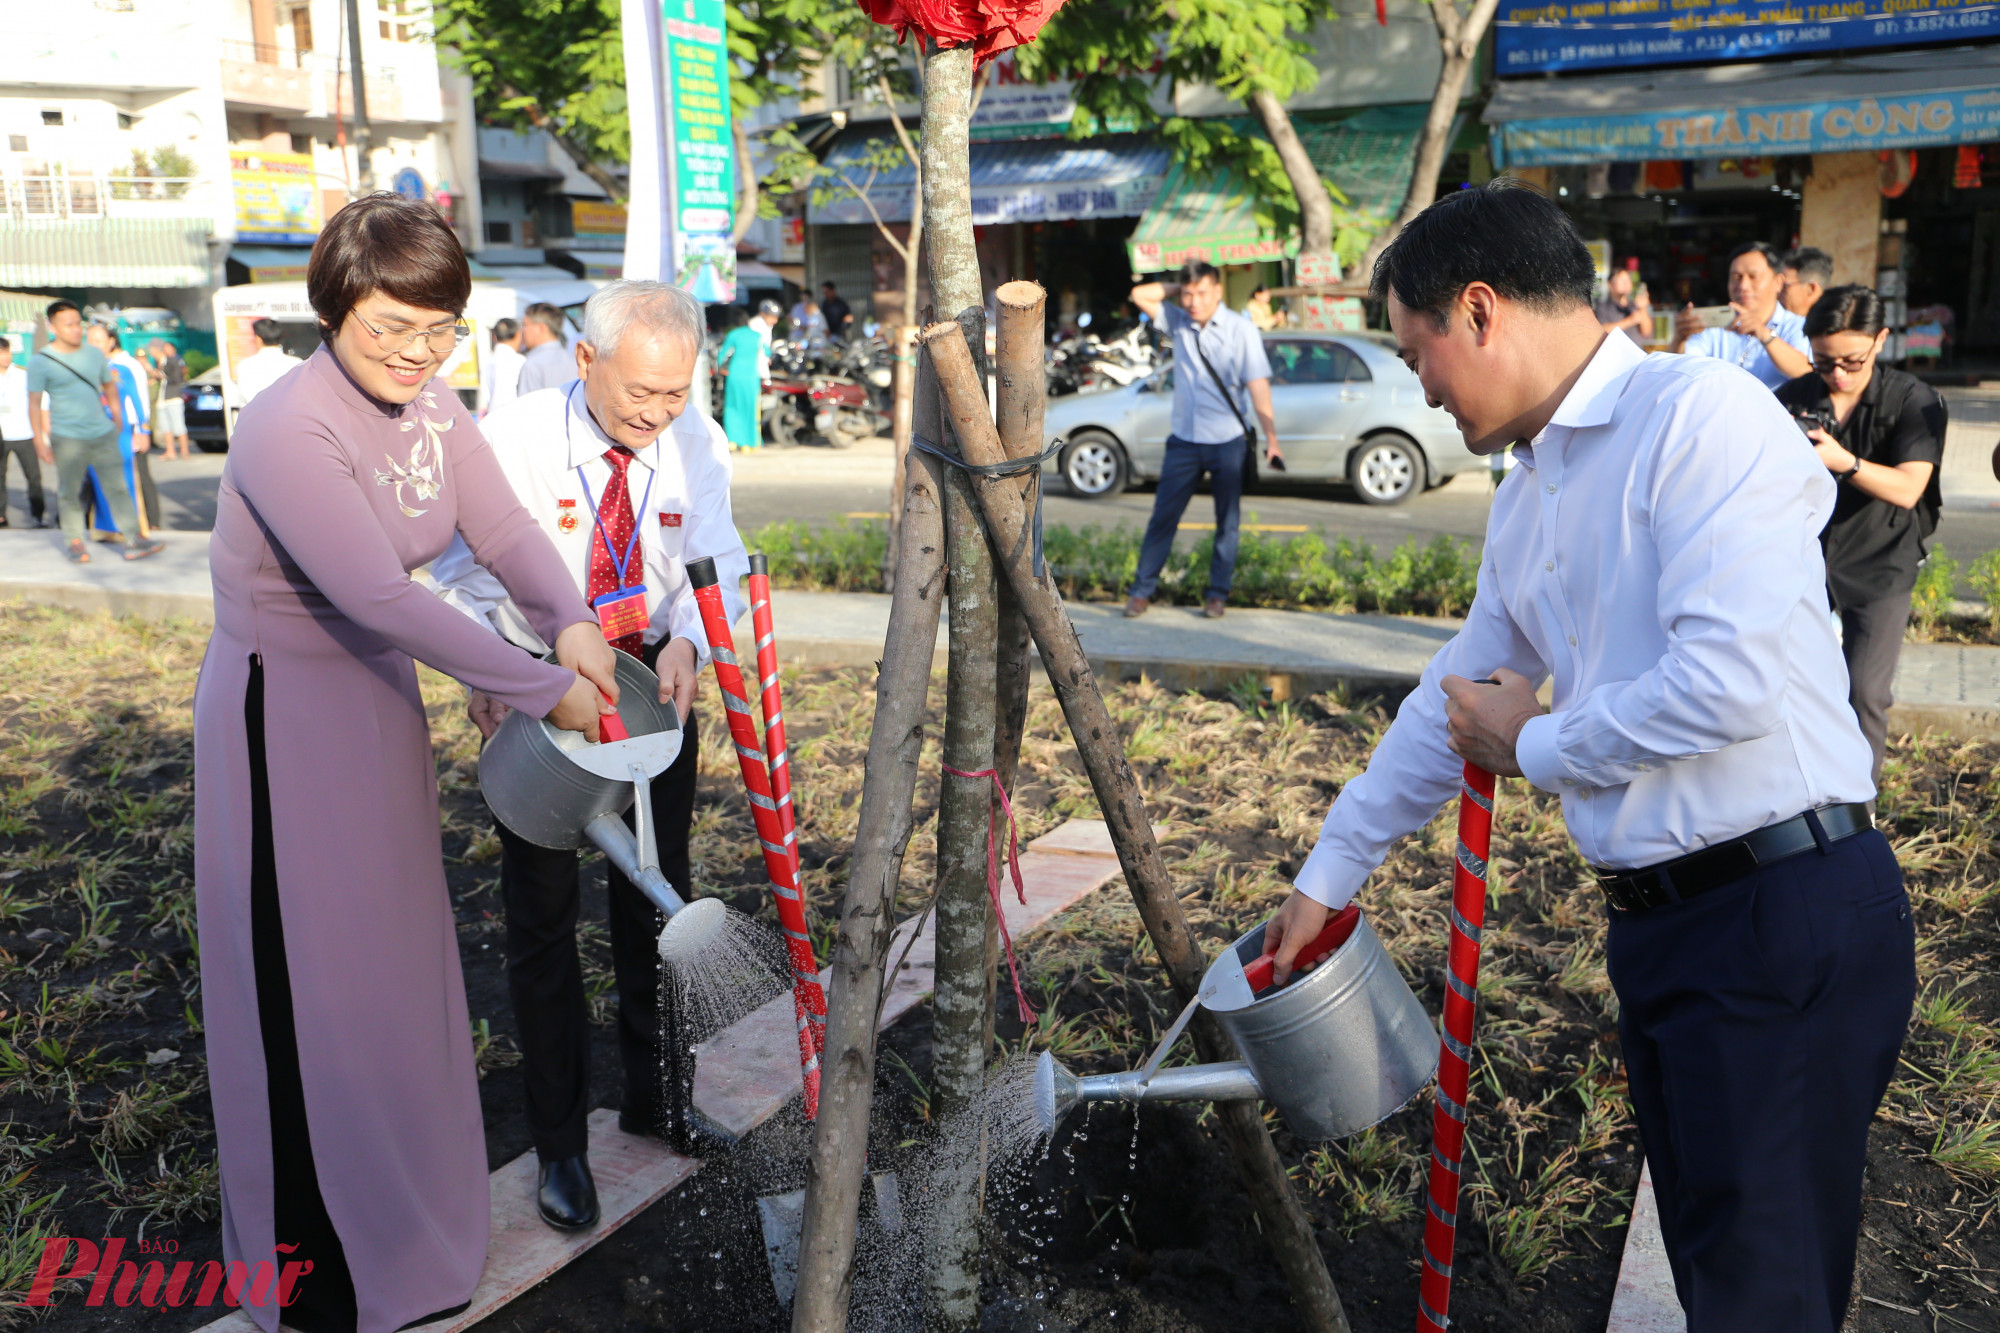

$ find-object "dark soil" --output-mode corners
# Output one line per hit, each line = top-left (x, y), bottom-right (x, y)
(3, 615), (1996, 1332)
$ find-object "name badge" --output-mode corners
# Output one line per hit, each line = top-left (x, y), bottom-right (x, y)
(592, 584), (649, 640)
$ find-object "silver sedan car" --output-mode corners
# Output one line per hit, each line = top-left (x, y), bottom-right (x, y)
(1042, 331), (1481, 505)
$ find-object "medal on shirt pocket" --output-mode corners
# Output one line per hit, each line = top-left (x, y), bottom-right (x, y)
(593, 584), (649, 640)
(557, 497), (580, 534)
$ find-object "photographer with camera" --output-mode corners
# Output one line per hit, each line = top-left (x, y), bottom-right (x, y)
(1776, 286), (1946, 784)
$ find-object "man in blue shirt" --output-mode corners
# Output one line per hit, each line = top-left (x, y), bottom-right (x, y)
(26, 300), (161, 562)
(1125, 262), (1281, 619)
(1671, 241), (1811, 390)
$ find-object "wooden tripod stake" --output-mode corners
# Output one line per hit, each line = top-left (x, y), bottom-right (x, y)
(922, 294), (1354, 1333)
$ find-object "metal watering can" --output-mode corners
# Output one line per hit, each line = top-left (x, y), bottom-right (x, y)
(478, 651), (723, 954)
(1035, 905), (1439, 1142)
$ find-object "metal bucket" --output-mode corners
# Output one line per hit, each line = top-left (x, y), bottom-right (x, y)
(1204, 913), (1437, 1141)
(479, 650), (680, 850)
(1034, 909), (1437, 1144)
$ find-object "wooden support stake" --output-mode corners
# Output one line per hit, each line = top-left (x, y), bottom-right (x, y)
(920, 317), (1354, 1333)
(792, 345), (950, 1333)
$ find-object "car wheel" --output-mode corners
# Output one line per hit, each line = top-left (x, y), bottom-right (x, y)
(1060, 431), (1128, 499)
(1349, 433), (1423, 506)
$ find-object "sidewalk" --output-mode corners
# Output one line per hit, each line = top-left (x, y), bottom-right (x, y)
(6, 526), (2000, 737)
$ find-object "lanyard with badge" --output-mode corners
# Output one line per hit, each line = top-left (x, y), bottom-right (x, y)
(566, 385), (655, 641)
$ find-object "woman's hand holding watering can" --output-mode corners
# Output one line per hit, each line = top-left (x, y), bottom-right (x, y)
(467, 690), (510, 741)
(555, 621), (620, 707)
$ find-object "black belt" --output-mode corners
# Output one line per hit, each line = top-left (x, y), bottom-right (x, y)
(1595, 804), (1872, 913)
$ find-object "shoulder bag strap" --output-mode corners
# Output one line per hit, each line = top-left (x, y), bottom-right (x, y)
(1187, 320), (1256, 446)
(36, 350), (105, 394)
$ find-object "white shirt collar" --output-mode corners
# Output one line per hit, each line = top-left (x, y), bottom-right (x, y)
(561, 382), (662, 474)
(1545, 330), (1647, 434)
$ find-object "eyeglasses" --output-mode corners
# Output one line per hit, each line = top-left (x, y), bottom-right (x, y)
(354, 313), (469, 354)
(1811, 352), (1874, 375)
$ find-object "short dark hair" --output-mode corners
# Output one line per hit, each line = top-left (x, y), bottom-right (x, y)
(252, 318), (284, 345)
(46, 299), (79, 322)
(1785, 246), (1834, 286)
(523, 302), (566, 340)
(1803, 285), (1885, 339)
(307, 193), (471, 345)
(491, 316), (519, 344)
(727, 304), (750, 329)
(1179, 261), (1222, 287)
(1727, 241), (1785, 276)
(1370, 179), (1593, 328)
(820, 280), (837, 292)
(0, 336), (10, 352)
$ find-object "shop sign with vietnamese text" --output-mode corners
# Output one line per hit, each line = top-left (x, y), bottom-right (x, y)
(1496, 0), (2000, 74)
(1493, 85), (1998, 166)
(232, 152), (321, 244)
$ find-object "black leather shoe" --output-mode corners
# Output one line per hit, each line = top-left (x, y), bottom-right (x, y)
(536, 1155), (600, 1231)
(620, 1106), (740, 1158)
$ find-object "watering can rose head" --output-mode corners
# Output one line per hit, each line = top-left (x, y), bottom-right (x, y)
(858, 0), (1069, 64)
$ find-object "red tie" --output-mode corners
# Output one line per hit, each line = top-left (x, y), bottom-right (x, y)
(585, 447), (644, 658)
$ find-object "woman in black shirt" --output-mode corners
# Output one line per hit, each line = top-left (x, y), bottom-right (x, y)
(1775, 285), (1946, 784)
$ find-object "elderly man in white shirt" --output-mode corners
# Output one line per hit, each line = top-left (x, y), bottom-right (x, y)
(430, 280), (748, 1232)
(1263, 183), (1911, 1333)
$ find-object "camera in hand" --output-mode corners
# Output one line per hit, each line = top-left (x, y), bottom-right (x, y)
(1793, 408), (1835, 438)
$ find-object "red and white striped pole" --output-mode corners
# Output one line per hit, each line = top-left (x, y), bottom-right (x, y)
(685, 555), (825, 1120)
(1417, 762), (1495, 1333)
(746, 555), (801, 895)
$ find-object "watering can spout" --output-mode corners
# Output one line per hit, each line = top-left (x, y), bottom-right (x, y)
(1033, 1051), (1264, 1136)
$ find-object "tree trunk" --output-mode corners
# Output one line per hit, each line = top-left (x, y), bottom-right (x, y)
(791, 355), (951, 1333)
(729, 116), (759, 246)
(917, 41), (995, 1332)
(1353, 0), (1503, 284)
(1248, 88), (1333, 260)
(921, 319), (1354, 1333)
(884, 323), (918, 594)
(881, 65), (927, 595)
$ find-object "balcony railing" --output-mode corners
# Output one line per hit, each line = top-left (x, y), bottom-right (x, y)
(2, 167), (212, 221)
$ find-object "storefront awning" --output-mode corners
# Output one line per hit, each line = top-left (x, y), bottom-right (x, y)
(1128, 105), (1432, 272)
(808, 133), (1169, 226)
(0, 218), (214, 289)
(1486, 43), (2000, 168)
(229, 244), (315, 282)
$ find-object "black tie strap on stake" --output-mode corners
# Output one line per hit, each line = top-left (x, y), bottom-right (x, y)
(909, 432), (1065, 577)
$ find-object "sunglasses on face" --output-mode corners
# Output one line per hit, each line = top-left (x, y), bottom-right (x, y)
(1812, 352), (1873, 375)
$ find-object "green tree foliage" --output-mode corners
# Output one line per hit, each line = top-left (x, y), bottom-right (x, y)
(1017, 0), (1347, 254)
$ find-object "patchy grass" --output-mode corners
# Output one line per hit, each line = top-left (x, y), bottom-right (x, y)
(1, 603), (1998, 1330)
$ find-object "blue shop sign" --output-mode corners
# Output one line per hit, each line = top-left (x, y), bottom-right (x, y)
(1492, 85), (2000, 166)
(392, 167), (426, 201)
(1497, 0), (2000, 74)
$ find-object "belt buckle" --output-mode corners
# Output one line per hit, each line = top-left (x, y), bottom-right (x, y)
(1600, 876), (1638, 913)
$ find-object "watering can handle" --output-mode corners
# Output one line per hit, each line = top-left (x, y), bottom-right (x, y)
(1245, 903), (1360, 994)
(597, 690), (629, 743)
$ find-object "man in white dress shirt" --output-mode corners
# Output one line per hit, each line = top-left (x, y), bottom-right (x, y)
(233, 318), (302, 405)
(431, 280), (749, 1231)
(1263, 183), (1912, 1333)
(1670, 241), (1812, 390)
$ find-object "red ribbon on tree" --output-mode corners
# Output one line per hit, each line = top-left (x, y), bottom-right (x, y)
(939, 763), (1038, 1023)
(859, 0), (1070, 65)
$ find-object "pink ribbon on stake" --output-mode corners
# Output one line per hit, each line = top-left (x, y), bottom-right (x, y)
(941, 763), (1038, 1023)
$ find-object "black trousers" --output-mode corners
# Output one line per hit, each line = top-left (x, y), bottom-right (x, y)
(1832, 585), (1912, 788)
(1, 437), (43, 522)
(494, 671), (701, 1161)
(1606, 828), (1915, 1332)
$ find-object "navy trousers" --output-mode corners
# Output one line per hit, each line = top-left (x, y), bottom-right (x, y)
(1606, 827), (1915, 1332)
(1129, 433), (1246, 601)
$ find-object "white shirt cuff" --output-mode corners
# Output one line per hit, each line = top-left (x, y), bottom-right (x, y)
(1292, 842), (1374, 911)
(1514, 712), (1573, 794)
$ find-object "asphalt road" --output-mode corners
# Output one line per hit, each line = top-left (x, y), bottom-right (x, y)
(15, 431), (2000, 598)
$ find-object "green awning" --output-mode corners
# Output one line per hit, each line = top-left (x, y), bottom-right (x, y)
(0, 218), (214, 288)
(0, 288), (57, 326)
(1128, 106), (1433, 273)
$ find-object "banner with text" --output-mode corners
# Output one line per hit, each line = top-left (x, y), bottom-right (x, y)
(1496, 0), (2000, 74)
(663, 0), (734, 302)
(1492, 84), (1999, 166)
(232, 151), (321, 244)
